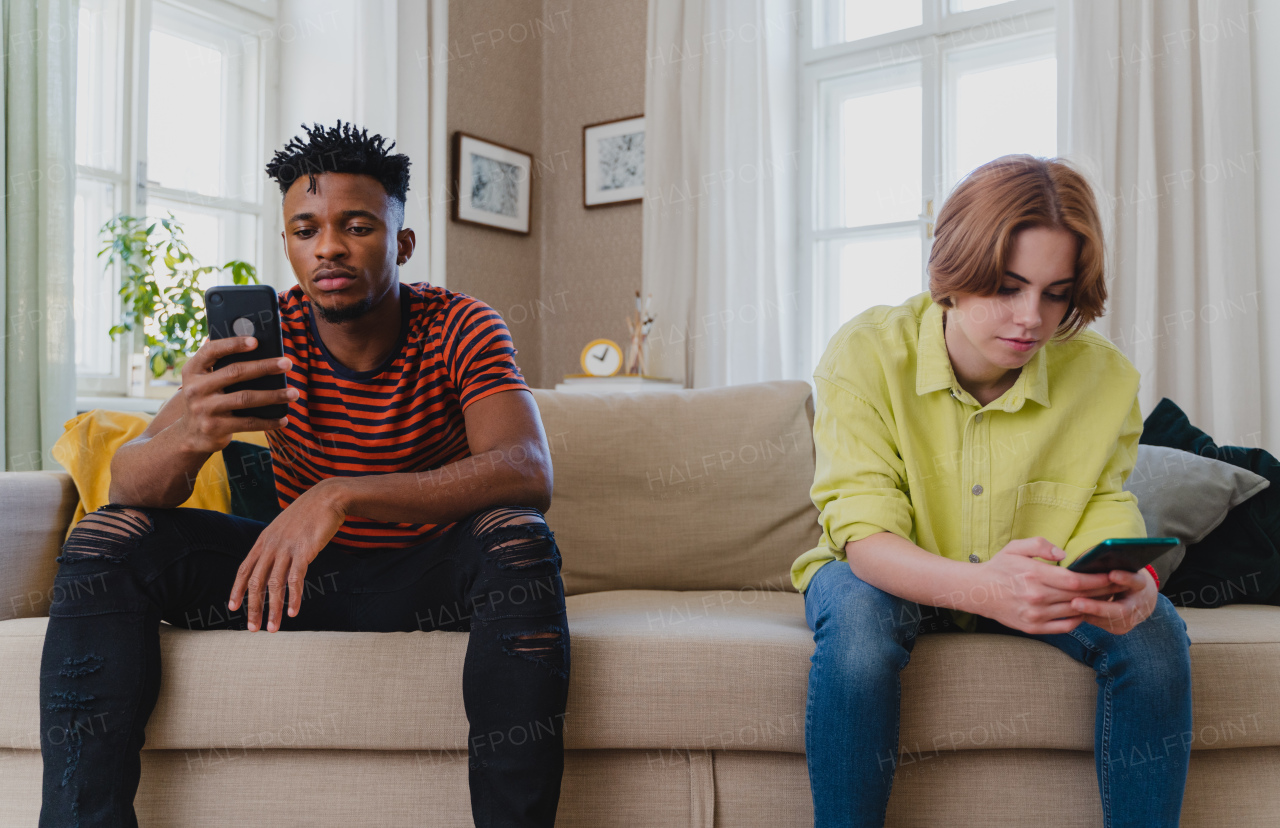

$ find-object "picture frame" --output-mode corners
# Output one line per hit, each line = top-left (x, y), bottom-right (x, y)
(451, 131), (533, 235)
(583, 115), (645, 208)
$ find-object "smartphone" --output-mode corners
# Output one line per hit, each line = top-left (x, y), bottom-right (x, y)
(204, 285), (288, 421)
(1066, 537), (1180, 574)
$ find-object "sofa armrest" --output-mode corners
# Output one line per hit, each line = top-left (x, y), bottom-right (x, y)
(0, 471), (79, 620)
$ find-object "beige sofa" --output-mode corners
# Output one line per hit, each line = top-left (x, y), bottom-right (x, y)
(2, 381), (1279, 827)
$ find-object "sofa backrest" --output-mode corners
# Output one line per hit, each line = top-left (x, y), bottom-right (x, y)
(530, 380), (819, 595)
(0, 382), (821, 612)
(0, 471), (79, 620)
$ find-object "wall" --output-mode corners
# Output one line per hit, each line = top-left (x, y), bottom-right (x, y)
(537, 0), (648, 387)
(445, 0), (647, 388)
(445, 0), (548, 385)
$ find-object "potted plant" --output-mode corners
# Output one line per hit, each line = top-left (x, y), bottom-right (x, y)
(99, 213), (259, 396)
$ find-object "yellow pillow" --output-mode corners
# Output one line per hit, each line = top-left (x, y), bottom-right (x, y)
(51, 407), (271, 542)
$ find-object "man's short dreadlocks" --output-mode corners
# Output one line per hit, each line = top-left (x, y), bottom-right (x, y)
(266, 121), (411, 208)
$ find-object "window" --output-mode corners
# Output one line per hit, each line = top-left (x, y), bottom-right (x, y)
(75, 0), (276, 397)
(801, 0), (1058, 361)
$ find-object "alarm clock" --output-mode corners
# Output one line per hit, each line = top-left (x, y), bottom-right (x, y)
(580, 339), (623, 377)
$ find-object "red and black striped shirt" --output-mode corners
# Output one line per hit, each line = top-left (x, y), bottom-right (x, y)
(265, 281), (528, 550)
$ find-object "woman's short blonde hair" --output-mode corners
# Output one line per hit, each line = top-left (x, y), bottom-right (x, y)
(927, 154), (1107, 340)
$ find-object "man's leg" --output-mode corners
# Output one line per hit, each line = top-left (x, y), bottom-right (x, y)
(458, 507), (568, 828)
(975, 595), (1194, 827)
(345, 506), (569, 828)
(37, 503), (273, 827)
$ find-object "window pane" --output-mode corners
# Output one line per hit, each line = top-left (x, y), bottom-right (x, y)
(839, 85), (922, 227)
(149, 198), (259, 292)
(74, 179), (120, 376)
(954, 0), (1015, 11)
(830, 232), (923, 326)
(147, 29), (224, 196)
(76, 0), (123, 171)
(148, 199), (223, 297)
(844, 0), (921, 43)
(953, 56), (1057, 186)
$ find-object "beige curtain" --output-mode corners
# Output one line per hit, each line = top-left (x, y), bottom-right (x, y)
(1065, 0), (1264, 446)
(1, 0), (79, 473)
(642, 0), (801, 388)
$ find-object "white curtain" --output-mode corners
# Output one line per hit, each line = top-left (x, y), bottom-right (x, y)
(642, 0), (800, 388)
(1, 0), (79, 472)
(1065, 0), (1264, 445)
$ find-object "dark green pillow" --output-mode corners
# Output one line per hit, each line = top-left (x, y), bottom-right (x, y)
(221, 440), (282, 524)
(1140, 398), (1280, 606)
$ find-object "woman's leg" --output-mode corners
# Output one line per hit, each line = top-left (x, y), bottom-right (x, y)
(804, 561), (925, 828)
(976, 594), (1194, 827)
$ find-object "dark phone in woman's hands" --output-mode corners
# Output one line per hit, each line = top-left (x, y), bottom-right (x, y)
(1066, 537), (1180, 574)
(205, 285), (288, 420)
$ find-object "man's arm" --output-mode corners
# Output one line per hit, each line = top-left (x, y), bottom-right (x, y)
(317, 388), (553, 524)
(109, 335), (295, 507)
(108, 390), (214, 507)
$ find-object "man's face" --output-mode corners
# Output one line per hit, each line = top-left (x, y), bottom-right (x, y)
(280, 172), (413, 324)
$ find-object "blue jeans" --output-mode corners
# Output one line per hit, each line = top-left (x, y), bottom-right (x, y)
(803, 561), (1193, 828)
(39, 502), (570, 828)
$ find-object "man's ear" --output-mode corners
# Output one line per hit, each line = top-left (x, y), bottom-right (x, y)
(280, 230), (290, 263)
(396, 227), (416, 266)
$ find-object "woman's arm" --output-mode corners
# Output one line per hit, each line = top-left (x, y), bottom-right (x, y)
(847, 531), (1126, 634)
(1055, 396), (1159, 634)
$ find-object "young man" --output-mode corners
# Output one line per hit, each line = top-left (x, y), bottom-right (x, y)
(39, 122), (568, 828)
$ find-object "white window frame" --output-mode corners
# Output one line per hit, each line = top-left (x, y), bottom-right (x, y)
(799, 0), (1057, 363)
(75, 0), (278, 399)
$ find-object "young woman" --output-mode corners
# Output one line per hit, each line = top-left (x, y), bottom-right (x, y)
(790, 155), (1193, 827)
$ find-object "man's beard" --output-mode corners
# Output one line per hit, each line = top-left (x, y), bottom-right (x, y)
(314, 295), (374, 324)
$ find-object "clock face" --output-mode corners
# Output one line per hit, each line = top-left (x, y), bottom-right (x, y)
(581, 339), (623, 377)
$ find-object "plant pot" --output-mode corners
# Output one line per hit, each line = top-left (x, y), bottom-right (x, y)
(130, 351), (185, 400)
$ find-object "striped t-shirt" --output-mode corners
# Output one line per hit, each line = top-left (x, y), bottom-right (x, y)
(264, 281), (529, 550)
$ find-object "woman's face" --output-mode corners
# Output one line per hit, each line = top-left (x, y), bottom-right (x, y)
(945, 225), (1078, 379)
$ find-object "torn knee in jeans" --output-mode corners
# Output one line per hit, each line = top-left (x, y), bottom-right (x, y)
(59, 505), (153, 562)
(473, 507), (557, 570)
(501, 626), (568, 678)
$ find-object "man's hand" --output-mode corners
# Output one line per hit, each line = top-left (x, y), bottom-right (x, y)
(973, 537), (1128, 635)
(228, 481), (347, 632)
(1065, 567), (1158, 634)
(178, 335), (296, 454)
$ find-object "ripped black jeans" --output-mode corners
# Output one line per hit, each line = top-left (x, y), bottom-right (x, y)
(38, 503), (570, 828)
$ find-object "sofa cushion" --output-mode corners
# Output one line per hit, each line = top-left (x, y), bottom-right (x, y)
(4, 593), (1280, 755)
(1122, 445), (1270, 585)
(530, 382), (819, 594)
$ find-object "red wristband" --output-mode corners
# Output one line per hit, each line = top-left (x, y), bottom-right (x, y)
(1144, 564), (1160, 590)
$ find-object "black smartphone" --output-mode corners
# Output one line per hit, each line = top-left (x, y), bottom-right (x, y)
(1066, 537), (1180, 574)
(204, 285), (288, 421)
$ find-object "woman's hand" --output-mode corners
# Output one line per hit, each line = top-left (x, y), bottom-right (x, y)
(973, 537), (1128, 635)
(1066, 567), (1158, 634)
(227, 479), (348, 632)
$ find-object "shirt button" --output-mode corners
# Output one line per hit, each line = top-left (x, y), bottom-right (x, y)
(974, 412), (984, 423)
(971, 484), (983, 496)
(969, 553), (981, 563)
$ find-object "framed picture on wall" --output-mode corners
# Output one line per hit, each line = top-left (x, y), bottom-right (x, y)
(583, 115), (645, 208)
(452, 132), (533, 234)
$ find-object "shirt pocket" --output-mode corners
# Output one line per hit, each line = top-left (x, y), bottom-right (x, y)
(1010, 480), (1097, 550)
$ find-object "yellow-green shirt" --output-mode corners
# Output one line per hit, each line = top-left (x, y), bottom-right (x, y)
(790, 291), (1146, 629)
